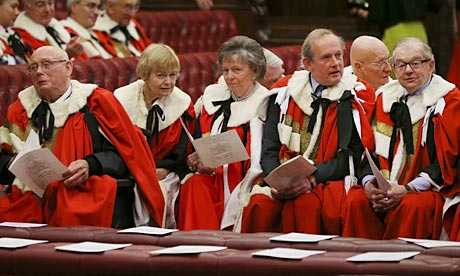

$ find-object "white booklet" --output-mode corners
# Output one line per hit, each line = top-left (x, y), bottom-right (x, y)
(55, 241), (132, 253)
(400, 237), (460, 248)
(0, 222), (47, 228)
(264, 156), (317, 190)
(149, 245), (227, 255)
(0, 237), (48, 249)
(252, 248), (326, 260)
(191, 130), (249, 168)
(346, 251), (420, 262)
(270, 233), (337, 243)
(8, 130), (70, 198)
(364, 148), (391, 191)
(118, 226), (178, 236)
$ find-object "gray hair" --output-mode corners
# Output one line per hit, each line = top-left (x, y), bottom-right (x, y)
(217, 35), (266, 80)
(391, 37), (434, 61)
(302, 28), (345, 60)
(67, 0), (80, 14)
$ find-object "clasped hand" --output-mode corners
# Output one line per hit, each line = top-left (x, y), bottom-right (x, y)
(186, 152), (215, 175)
(364, 179), (408, 213)
(271, 176), (316, 201)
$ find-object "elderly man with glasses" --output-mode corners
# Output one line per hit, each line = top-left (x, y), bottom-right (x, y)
(344, 37), (460, 240)
(92, 0), (150, 57)
(13, 0), (85, 60)
(60, 0), (117, 59)
(0, 46), (165, 227)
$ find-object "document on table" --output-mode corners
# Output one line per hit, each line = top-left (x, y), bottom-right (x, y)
(269, 233), (337, 243)
(0, 237), (48, 249)
(55, 241), (132, 253)
(264, 156), (317, 190)
(118, 226), (178, 236)
(149, 245), (227, 255)
(8, 130), (70, 198)
(0, 222), (47, 228)
(400, 238), (460, 248)
(346, 251), (420, 262)
(252, 248), (326, 260)
(364, 148), (391, 191)
(191, 130), (249, 168)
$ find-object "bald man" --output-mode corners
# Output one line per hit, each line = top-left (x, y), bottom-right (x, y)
(349, 35), (392, 90)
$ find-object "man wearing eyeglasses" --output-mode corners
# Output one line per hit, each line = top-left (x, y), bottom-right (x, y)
(345, 37), (460, 240)
(349, 35), (392, 91)
(0, 46), (165, 227)
(60, 0), (116, 59)
(92, 0), (150, 57)
(13, 0), (86, 60)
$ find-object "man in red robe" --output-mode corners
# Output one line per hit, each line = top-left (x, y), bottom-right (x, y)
(345, 38), (458, 240)
(13, 0), (85, 60)
(239, 29), (375, 235)
(92, 0), (150, 57)
(0, 46), (164, 227)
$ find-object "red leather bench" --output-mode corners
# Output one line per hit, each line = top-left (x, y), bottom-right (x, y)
(135, 10), (238, 53)
(1, 226), (460, 275)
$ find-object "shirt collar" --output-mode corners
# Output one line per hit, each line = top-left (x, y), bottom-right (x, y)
(53, 84), (72, 103)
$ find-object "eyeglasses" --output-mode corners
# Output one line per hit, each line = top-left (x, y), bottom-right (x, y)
(155, 72), (179, 81)
(392, 59), (430, 72)
(117, 3), (140, 12)
(358, 59), (390, 69)
(79, 2), (101, 11)
(27, 60), (67, 73)
(33, 0), (55, 9)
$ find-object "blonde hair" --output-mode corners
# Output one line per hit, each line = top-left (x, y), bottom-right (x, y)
(136, 43), (180, 80)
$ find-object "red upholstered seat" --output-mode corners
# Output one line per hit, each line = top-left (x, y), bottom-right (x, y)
(135, 10), (238, 53)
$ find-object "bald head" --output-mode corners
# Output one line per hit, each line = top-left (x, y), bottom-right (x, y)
(350, 36), (391, 89)
(29, 46), (73, 102)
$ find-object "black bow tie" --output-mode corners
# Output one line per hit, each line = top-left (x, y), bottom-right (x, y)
(211, 97), (234, 133)
(110, 25), (131, 45)
(45, 26), (65, 48)
(388, 95), (414, 168)
(31, 100), (55, 144)
(307, 96), (331, 134)
(146, 104), (165, 146)
(7, 32), (31, 63)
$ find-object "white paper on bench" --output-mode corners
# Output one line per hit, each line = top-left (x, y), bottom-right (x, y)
(149, 245), (227, 255)
(346, 251), (420, 262)
(400, 237), (460, 248)
(0, 222), (47, 228)
(0, 237), (48, 249)
(270, 232), (337, 243)
(118, 226), (178, 236)
(252, 247), (326, 260)
(55, 241), (132, 253)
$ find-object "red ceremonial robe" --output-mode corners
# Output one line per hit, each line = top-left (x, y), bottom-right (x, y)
(0, 81), (164, 226)
(345, 76), (455, 240)
(178, 82), (270, 230)
(240, 70), (374, 235)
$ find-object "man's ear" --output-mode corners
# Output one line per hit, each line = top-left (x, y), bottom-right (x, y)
(302, 57), (312, 71)
(353, 61), (362, 73)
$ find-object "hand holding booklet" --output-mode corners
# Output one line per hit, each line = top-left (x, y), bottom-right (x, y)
(264, 155), (317, 190)
(8, 130), (69, 198)
(364, 148), (391, 191)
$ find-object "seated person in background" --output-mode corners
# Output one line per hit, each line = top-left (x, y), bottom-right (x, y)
(178, 35), (275, 230)
(0, 46), (164, 227)
(239, 29), (374, 235)
(61, 0), (116, 59)
(114, 43), (196, 228)
(13, 0), (85, 60)
(0, 0), (32, 64)
(345, 38), (458, 240)
(93, 0), (150, 57)
(258, 48), (285, 89)
(348, 35), (391, 91)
